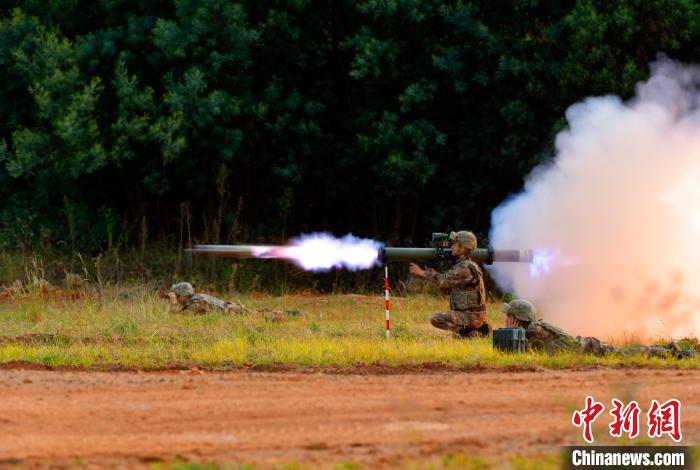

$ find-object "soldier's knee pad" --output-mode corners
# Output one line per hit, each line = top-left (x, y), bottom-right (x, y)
(430, 314), (446, 328)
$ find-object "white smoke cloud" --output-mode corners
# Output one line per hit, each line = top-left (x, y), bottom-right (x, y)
(488, 56), (700, 341)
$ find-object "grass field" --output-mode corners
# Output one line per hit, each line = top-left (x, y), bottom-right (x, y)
(160, 452), (564, 470)
(159, 445), (700, 470)
(0, 288), (696, 369)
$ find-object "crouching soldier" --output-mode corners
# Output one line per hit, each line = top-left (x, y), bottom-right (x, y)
(502, 299), (693, 358)
(409, 231), (491, 338)
(166, 282), (302, 319)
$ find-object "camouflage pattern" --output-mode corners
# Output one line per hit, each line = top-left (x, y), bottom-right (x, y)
(448, 231), (477, 250)
(168, 283), (303, 319)
(620, 344), (692, 359)
(501, 299), (535, 322)
(430, 310), (489, 337)
(179, 292), (247, 314)
(524, 319), (582, 354)
(580, 338), (688, 358)
(524, 320), (683, 358)
(424, 255), (489, 337)
(424, 257), (486, 312)
(578, 336), (618, 356)
(171, 282), (195, 297)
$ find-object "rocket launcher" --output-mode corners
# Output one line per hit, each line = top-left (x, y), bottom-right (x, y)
(379, 246), (533, 265)
(381, 232), (533, 264)
(187, 232), (533, 267)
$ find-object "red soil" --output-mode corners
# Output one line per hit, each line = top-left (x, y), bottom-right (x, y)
(0, 368), (696, 468)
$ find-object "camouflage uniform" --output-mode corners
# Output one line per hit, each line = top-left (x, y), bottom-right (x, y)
(178, 292), (248, 315)
(168, 282), (301, 320)
(525, 320), (684, 357)
(524, 320), (617, 355)
(503, 300), (686, 358)
(424, 231), (489, 337)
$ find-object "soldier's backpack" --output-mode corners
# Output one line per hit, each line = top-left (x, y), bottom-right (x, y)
(492, 327), (526, 353)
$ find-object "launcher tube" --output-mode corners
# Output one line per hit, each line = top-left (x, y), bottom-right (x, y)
(492, 249), (534, 263)
(188, 244), (534, 265)
(187, 245), (279, 258)
(380, 247), (533, 265)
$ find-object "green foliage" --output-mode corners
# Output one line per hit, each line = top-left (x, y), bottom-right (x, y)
(560, 0), (700, 94)
(1, 1), (700, 251)
(9, 23), (106, 180)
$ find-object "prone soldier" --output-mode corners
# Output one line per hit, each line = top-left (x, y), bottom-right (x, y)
(167, 282), (247, 314)
(502, 299), (693, 358)
(166, 282), (302, 319)
(409, 231), (491, 338)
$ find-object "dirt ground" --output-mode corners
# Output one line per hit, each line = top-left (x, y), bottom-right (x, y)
(0, 368), (697, 469)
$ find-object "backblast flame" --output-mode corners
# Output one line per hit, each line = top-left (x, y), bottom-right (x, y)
(529, 250), (556, 278)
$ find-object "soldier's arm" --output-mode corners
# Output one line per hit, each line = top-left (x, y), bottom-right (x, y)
(524, 324), (545, 352)
(190, 299), (210, 314)
(167, 292), (184, 313)
(423, 263), (474, 289)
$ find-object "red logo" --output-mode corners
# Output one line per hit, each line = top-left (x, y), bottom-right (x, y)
(572, 397), (682, 443)
(609, 399), (641, 438)
(648, 399), (682, 442)
(572, 395), (605, 443)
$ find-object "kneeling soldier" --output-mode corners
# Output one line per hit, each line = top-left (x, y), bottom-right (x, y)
(410, 231), (491, 338)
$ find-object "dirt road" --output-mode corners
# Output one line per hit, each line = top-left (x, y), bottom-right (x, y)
(0, 368), (697, 468)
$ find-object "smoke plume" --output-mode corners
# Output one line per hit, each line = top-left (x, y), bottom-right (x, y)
(489, 56), (700, 341)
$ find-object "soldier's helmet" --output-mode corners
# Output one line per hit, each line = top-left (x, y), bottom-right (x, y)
(171, 282), (195, 297)
(448, 231), (477, 250)
(501, 299), (536, 322)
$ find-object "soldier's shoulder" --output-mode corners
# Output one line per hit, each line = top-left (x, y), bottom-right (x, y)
(191, 292), (217, 301)
(455, 257), (475, 269)
(191, 292), (226, 306)
(449, 259), (475, 276)
(463, 257), (483, 271)
(536, 320), (574, 338)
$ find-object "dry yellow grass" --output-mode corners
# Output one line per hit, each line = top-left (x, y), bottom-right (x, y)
(0, 289), (696, 369)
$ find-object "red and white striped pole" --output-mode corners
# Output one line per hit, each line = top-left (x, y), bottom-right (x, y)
(384, 266), (390, 338)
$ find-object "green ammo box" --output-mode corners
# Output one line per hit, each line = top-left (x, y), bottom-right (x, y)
(492, 328), (526, 353)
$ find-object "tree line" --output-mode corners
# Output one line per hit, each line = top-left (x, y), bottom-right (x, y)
(1, 0), (699, 254)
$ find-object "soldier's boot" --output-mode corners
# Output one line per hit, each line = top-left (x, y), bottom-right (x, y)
(665, 342), (695, 359)
(456, 327), (483, 339)
(477, 322), (492, 337)
(676, 349), (696, 359)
